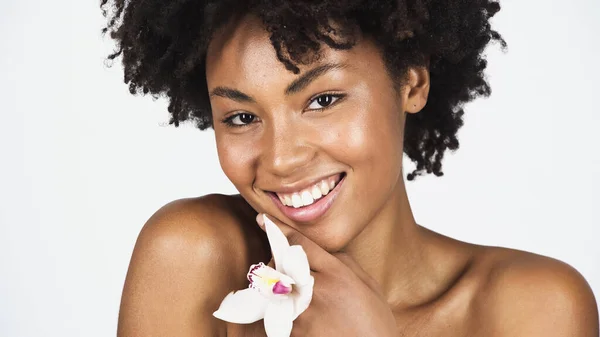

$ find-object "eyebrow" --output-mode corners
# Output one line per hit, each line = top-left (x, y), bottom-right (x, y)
(209, 62), (349, 104)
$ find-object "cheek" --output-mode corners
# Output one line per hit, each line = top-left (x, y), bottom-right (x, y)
(216, 135), (257, 190)
(326, 96), (403, 173)
(336, 95), (404, 207)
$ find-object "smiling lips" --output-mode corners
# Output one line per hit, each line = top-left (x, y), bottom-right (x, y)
(267, 173), (345, 223)
(275, 174), (342, 208)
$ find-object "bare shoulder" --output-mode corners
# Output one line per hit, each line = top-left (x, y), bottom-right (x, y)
(472, 246), (599, 336)
(117, 194), (267, 337)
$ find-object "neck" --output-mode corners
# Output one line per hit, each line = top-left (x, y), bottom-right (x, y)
(341, 175), (467, 310)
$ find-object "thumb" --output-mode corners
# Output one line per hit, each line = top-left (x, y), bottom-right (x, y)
(256, 213), (335, 272)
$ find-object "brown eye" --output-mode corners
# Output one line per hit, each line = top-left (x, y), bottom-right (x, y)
(222, 113), (256, 127)
(317, 95), (332, 106)
(237, 113), (254, 124)
(307, 93), (344, 111)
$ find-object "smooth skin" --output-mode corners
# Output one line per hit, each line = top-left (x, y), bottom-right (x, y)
(117, 14), (599, 337)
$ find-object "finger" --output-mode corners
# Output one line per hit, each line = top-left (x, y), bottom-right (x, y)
(333, 252), (384, 298)
(256, 213), (335, 272)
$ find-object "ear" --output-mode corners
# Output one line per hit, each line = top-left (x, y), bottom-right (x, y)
(401, 67), (430, 114)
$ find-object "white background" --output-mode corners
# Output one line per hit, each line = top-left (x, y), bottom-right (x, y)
(1, 0), (599, 336)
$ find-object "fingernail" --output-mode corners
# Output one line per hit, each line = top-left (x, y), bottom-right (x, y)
(256, 213), (265, 229)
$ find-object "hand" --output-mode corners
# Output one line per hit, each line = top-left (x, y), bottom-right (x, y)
(256, 214), (398, 337)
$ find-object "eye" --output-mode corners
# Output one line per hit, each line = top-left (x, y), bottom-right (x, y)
(306, 93), (345, 111)
(222, 113), (257, 127)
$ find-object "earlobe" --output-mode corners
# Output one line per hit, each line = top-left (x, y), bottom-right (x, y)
(402, 67), (430, 114)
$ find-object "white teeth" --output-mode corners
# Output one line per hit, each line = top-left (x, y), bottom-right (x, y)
(284, 195), (292, 206)
(319, 180), (330, 195)
(311, 185), (322, 199)
(301, 191), (314, 206)
(276, 175), (341, 208)
(291, 193), (303, 208)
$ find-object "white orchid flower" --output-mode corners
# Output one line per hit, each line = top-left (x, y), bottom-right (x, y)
(213, 214), (314, 337)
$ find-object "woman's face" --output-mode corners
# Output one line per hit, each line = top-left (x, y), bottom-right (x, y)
(206, 15), (411, 251)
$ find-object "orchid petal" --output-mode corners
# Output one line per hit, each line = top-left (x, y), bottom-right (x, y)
(213, 288), (268, 324)
(277, 272), (296, 286)
(292, 275), (314, 320)
(264, 299), (295, 337)
(282, 245), (312, 285)
(263, 215), (290, 271)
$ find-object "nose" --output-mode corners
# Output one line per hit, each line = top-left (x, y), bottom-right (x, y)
(261, 121), (316, 178)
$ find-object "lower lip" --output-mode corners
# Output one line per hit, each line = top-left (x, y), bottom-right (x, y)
(268, 174), (346, 223)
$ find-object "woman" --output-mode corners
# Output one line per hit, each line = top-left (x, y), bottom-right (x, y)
(101, 0), (598, 336)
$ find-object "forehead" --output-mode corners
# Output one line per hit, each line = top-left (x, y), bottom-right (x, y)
(205, 14), (384, 89)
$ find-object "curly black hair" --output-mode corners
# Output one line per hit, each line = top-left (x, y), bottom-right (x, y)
(100, 0), (505, 180)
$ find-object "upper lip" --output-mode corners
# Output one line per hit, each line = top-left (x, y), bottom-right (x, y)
(264, 172), (344, 194)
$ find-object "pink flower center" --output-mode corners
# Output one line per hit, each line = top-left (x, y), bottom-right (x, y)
(272, 280), (292, 295)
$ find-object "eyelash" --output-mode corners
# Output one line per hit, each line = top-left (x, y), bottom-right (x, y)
(220, 92), (346, 128)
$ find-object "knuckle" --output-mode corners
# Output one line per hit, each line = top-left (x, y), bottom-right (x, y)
(332, 252), (347, 261)
(286, 231), (303, 246)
